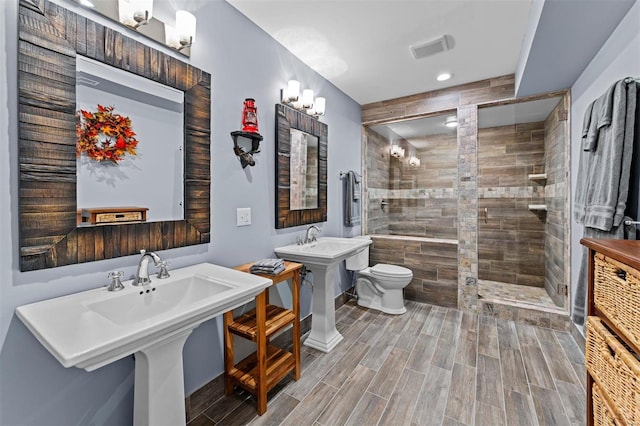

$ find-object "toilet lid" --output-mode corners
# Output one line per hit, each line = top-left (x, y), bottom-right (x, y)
(370, 264), (413, 278)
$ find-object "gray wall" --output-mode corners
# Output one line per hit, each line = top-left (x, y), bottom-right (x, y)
(570, 0), (640, 329)
(0, 0), (361, 424)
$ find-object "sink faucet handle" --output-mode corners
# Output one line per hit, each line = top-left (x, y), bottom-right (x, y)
(107, 271), (125, 292)
(157, 261), (170, 279)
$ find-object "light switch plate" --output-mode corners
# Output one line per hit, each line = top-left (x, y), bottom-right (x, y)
(236, 208), (251, 226)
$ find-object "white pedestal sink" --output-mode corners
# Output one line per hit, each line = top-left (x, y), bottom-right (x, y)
(274, 237), (372, 352)
(15, 263), (272, 426)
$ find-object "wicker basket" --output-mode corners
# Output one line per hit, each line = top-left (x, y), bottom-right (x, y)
(594, 253), (640, 351)
(593, 382), (623, 425)
(586, 316), (640, 425)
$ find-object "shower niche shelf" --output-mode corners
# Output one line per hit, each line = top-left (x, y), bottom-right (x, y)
(528, 204), (548, 211)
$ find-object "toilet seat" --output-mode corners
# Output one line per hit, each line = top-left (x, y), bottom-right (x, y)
(370, 263), (413, 278)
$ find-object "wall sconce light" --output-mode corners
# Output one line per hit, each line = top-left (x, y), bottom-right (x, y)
(118, 0), (153, 29)
(176, 10), (196, 49)
(281, 80), (326, 118)
(409, 155), (421, 167)
(165, 11), (197, 51)
(444, 116), (458, 128)
(390, 144), (405, 158)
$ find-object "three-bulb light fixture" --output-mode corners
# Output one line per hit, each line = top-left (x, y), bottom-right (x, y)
(281, 80), (326, 117)
(114, 0), (196, 51)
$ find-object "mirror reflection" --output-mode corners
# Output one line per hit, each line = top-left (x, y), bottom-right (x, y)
(289, 128), (319, 210)
(76, 56), (185, 224)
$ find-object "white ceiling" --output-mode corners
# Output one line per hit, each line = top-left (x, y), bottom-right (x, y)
(226, 0), (533, 105)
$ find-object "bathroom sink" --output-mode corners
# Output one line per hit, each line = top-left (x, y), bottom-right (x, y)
(16, 263), (271, 371)
(274, 237), (372, 353)
(16, 263), (272, 426)
(274, 237), (371, 267)
(87, 274), (236, 327)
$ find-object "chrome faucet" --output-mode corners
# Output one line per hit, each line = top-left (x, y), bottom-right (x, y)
(133, 249), (163, 287)
(304, 225), (321, 244)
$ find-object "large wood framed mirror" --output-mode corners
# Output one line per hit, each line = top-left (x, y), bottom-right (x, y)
(18, 0), (211, 271)
(275, 104), (327, 228)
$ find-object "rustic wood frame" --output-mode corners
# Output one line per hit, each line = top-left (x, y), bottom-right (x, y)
(275, 104), (327, 229)
(18, 0), (211, 271)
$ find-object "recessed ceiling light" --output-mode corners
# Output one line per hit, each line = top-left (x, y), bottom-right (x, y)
(444, 116), (458, 127)
(437, 72), (452, 82)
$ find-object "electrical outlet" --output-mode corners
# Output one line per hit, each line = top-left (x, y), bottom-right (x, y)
(236, 208), (251, 226)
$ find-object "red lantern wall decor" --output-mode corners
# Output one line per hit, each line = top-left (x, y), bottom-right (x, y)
(242, 98), (259, 133)
(231, 98), (263, 168)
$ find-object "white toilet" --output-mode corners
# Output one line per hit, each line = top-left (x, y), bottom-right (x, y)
(345, 236), (413, 314)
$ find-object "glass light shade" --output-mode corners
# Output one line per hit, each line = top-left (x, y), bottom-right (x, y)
(409, 156), (421, 167)
(176, 10), (196, 45)
(118, 0), (153, 27)
(314, 97), (326, 116)
(285, 80), (300, 102)
(390, 144), (405, 158)
(302, 89), (314, 109)
(164, 25), (181, 49)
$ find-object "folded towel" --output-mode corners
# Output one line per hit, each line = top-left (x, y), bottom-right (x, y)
(249, 258), (285, 275)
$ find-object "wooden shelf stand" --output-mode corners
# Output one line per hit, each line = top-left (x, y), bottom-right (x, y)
(224, 260), (303, 415)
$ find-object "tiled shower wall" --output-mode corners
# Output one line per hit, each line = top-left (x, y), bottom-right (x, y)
(477, 122), (546, 287)
(544, 98), (569, 307)
(364, 130), (458, 239)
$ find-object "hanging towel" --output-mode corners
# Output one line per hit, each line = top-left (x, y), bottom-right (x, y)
(574, 78), (637, 231)
(344, 170), (361, 227)
(572, 78), (639, 326)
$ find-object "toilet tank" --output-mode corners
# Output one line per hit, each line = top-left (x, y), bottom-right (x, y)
(345, 236), (371, 271)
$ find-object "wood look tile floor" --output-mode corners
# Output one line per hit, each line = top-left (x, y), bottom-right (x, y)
(189, 300), (586, 426)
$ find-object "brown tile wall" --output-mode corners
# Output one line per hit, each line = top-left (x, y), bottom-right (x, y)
(369, 236), (458, 308)
(477, 122), (546, 288)
(544, 98), (569, 307)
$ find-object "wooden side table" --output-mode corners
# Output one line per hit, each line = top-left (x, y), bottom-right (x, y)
(224, 260), (302, 415)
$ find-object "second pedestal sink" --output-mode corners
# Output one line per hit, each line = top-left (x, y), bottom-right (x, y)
(15, 263), (272, 426)
(274, 237), (372, 352)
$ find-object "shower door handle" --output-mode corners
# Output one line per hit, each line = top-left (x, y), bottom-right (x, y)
(482, 208), (488, 223)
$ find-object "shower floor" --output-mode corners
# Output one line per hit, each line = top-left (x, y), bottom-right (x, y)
(478, 279), (566, 314)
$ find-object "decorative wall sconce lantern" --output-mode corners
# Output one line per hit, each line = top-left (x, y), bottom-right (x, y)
(390, 144), (405, 158)
(231, 99), (263, 168)
(118, 0), (153, 29)
(281, 80), (326, 118)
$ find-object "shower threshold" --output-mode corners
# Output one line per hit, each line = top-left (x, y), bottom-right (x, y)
(477, 279), (566, 315)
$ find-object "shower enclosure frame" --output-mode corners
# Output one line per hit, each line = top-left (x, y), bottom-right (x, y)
(361, 83), (572, 323)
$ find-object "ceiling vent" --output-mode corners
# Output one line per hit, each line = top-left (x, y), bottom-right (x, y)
(410, 35), (454, 60)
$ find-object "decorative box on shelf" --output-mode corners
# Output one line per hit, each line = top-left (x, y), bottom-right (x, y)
(80, 207), (148, 225)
